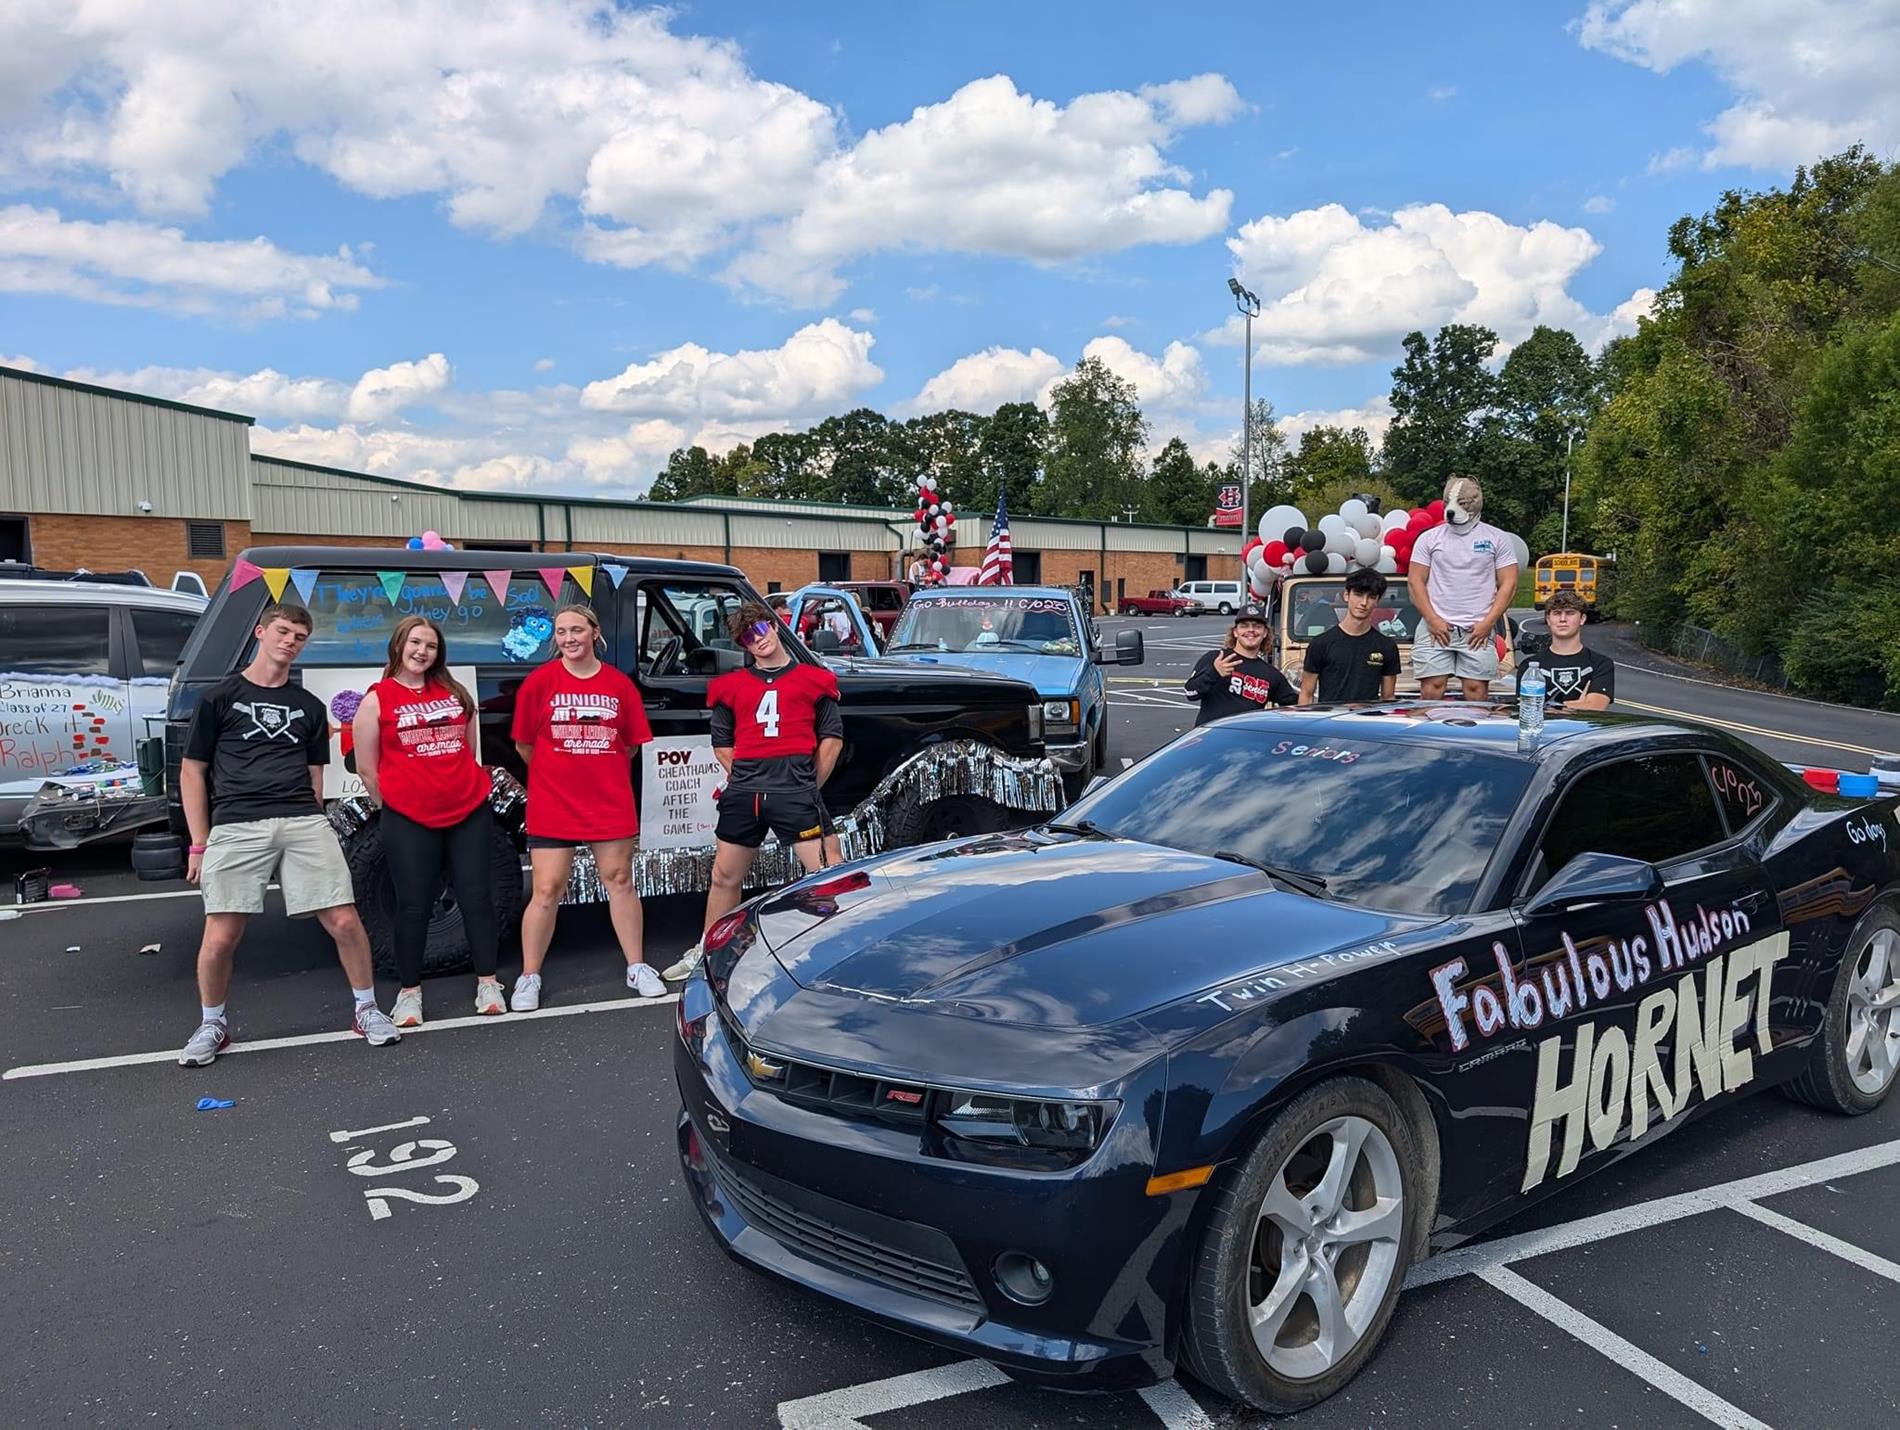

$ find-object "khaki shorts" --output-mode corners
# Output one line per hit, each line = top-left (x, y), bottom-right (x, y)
(1411, 626), (1502, 682)
(202, 815), (355, 918)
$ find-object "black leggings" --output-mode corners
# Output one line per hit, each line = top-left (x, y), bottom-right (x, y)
(380, 804), (499, 986)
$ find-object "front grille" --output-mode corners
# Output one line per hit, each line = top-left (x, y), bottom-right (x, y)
(711, 1146), (983, 1314)
(718, 1001), (931, 1125)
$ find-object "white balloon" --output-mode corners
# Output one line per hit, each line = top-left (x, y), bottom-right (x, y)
(1325, 552), (1348, 573)
(1318, 513), (1347, 538)
(1348, 513), (1377, 540)
(1259, 504), (1307, 543)
(1247, 553), (1269, 579)
(1507, 531), (1531, 570)
(1340, 498), (1368, 522)
(1326, 529), (1357, 557)
(1375, 552), (1398, 574)
(1381, 509), (1410, 533)
(1354, 537), (1379, 567)
(1380, 543), (1396, 562)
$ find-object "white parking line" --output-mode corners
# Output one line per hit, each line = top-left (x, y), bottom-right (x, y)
(1477, 1265), (1770, 1430)
(2, 992), (680, 1080)
(777, 1359), (1008, 1430)
(1730, 1200), (1900, 1285)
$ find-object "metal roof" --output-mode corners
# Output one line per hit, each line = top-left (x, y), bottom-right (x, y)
(0, 363), (254, 425)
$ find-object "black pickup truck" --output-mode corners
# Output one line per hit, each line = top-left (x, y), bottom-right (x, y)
(134, 548), (1057, 973)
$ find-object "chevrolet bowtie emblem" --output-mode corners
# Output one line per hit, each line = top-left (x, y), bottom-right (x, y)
(745, 1050), (785, 1081)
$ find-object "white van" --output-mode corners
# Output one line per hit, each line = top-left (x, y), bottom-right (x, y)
(0, 579), (206, 839)
(1172, 579), (1245, 616)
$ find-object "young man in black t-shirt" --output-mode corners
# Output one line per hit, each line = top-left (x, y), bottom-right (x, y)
(177, 603), (399, 1066)
(1521, 588), (1615, 709)
(1185, 603), (1298, 725)
(1300, 567), (1402, 704)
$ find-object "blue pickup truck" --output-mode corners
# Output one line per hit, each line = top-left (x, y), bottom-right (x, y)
(879, 584), (1142, 791)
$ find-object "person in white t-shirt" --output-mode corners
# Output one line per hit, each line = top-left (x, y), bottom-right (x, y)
(1407, 476), (1521, 701)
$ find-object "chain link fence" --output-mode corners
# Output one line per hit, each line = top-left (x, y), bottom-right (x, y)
(1640, 622), (1789, 689)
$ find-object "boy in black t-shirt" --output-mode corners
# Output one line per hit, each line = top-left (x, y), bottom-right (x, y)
(176, 603), (400, 1066)
(1185, 603), (1297, 725)
(1300, 568), (1401, 704)
(1520, 589), (1615, 709)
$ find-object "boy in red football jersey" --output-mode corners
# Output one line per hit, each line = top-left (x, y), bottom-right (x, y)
(663, 602), (844, 979)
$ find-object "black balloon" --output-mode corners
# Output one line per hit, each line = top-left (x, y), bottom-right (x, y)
(1303, 549), (1328, 574)
(1300, 528), (1325, 553)
(1283, 526), (1304, 548)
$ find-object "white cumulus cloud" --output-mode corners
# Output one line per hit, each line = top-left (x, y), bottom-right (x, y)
(45, 353), (452, 422)
(1577, 0), (1900, 170)
(906, 346), (1065, 415)
(1276, 395), (1396, 446)
(0, 204), (379, 318)
(348, 353), (452, 422)
(580, 319), (881, 421)
(1219, 202), (1643, 364)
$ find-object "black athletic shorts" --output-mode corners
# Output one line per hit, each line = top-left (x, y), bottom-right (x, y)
(714, 787), (833, 849)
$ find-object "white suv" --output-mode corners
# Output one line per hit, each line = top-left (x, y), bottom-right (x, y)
(0, 578), (206, 840)
(1172, 580), (1245, 616)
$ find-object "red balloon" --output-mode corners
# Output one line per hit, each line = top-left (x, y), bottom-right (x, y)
(1394, 555), (1410, 575)
(1262, 540), (1287, 565)
(1408, 507), (1429, 523)
(1427, 499), (1445, 519)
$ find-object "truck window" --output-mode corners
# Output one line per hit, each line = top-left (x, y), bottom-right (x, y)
(129, 608), (200, 679)
(0, 603), (111, 675)
(296, 572), (559, 667)
(641, 582), (748, 676)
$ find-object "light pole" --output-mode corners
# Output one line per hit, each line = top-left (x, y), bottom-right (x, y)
(1228, 276), (1261, 580)
(1560, 428), (1577, 552)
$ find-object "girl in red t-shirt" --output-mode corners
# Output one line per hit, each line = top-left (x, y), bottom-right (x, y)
(351, 616), (502, 1024)
(508, 603), (659, 1009)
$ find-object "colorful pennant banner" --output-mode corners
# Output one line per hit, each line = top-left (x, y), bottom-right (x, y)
(261, 567), (292, 601)
(441, 570), (468, 604)
(566, 564), (594, 596)
(290, 568), (319, 604)
(482, 569), (512, 604)
(537, 566), (567, 601)
(230, 558), (263, 591)
(377, 571), (406, 605)
(603, 564), (628, 588)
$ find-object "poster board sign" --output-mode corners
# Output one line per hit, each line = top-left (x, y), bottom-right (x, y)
(300, 666), (481, 800)
(641, 735), (724, 849)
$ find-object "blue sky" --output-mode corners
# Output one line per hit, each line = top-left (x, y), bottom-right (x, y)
(1, 1), (1893, 494)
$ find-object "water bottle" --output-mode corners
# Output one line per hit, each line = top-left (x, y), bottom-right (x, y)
(1518, 660), (1546, 746)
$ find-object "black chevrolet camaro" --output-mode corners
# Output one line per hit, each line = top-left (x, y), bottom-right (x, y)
(674, 705), (1900, 1413)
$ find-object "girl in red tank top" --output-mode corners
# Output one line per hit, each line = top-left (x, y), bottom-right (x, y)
(351, 616), (504, 1024)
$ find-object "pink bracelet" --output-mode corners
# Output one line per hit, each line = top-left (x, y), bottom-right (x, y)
(188, 844), (208, 854)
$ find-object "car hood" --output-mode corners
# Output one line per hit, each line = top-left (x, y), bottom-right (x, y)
(750, 832), (1417, 1031)
(880, 650), (1082, 695)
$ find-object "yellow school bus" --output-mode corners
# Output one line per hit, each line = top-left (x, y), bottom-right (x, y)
(1533, 552), (1603, 609)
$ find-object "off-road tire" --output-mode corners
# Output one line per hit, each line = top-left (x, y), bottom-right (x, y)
(883, 793), (1014, 848)
(1182, 1076), (1421, 1414)
(1785, 905), (1900, 1114)
(346, 816), (525, 979)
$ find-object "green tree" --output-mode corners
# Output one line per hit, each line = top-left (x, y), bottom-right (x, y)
(903, 409), (988, 512)
(1040, 357), (1147, 518)
(1381, 324), (1500, 501)
(648, 445), (720, 502)
(1228, 397), (1291, 515)
(978, 401), (1049, 510)
(1283, 425), (1374, 510)
(1142, 437), (1212, 525)
(807, 408), (902, 506)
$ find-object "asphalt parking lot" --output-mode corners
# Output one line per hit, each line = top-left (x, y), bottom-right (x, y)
(5, 616), (1900, 1427)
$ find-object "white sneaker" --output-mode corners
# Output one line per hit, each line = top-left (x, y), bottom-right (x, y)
(661, 942), (704, 981)
(627, 963), (667, 998)
(474, 979), (506, 1016)
(510, 973), (542, 1012)
(391, 987), (424, 1028)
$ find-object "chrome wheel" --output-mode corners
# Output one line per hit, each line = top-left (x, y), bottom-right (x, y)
(1846, 927), (1900, 1096)
(1247, 1115), (1404, 1381)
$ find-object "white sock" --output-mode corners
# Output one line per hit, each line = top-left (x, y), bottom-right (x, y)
(351, 986), (376, 1009)
(202, 1003), (226, 1024)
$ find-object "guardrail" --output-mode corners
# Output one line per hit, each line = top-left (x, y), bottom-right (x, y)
(1640, 622), (1789, 689)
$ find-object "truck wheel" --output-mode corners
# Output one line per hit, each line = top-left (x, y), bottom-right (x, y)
(885, 793), (1014, 847)
(345, 817), (524, 979)
(1785, 906), (1900, 1114)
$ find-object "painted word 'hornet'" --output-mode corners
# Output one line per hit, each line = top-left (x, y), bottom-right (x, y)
(673, 705), (1900, 1414)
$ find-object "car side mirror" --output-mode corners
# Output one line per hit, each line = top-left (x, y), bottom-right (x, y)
(1098, 629), (1143, 665)
(1522, 851), (1663, 919)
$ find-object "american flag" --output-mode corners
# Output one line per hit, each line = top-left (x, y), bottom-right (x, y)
(979, 490), (1013, 585)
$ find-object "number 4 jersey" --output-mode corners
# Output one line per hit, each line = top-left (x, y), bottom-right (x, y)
(707, 661), (844, 792)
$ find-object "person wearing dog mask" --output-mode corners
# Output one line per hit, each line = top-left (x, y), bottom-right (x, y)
(1407, 476), (1520, 701)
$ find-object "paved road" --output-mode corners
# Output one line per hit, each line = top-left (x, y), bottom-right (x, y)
(5, 625), (1899, 1427)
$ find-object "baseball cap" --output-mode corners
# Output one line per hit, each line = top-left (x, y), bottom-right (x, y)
(1233, 602), (1268, 624)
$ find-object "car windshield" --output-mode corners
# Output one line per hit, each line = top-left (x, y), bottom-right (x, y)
(888, 595), (1080, 654)
(1283, 580), (1423, 645)
(1061, 724), (1530, 914)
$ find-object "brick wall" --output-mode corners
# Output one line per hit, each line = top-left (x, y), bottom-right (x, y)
(20, 513), (251, 590)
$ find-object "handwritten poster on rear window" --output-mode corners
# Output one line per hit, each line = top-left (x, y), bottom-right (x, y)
(299, 573), (565, 668)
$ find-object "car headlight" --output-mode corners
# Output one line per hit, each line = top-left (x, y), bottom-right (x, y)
(934, 1093), (1116, 1166)
(1041, 698), (1079, 728)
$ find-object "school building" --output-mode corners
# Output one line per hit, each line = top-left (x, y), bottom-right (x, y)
(0, 364), (1240, 608)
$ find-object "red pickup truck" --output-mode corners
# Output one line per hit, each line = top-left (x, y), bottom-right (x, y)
(1117, 588), (1196, 617)
(834, 580), (912, 638)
